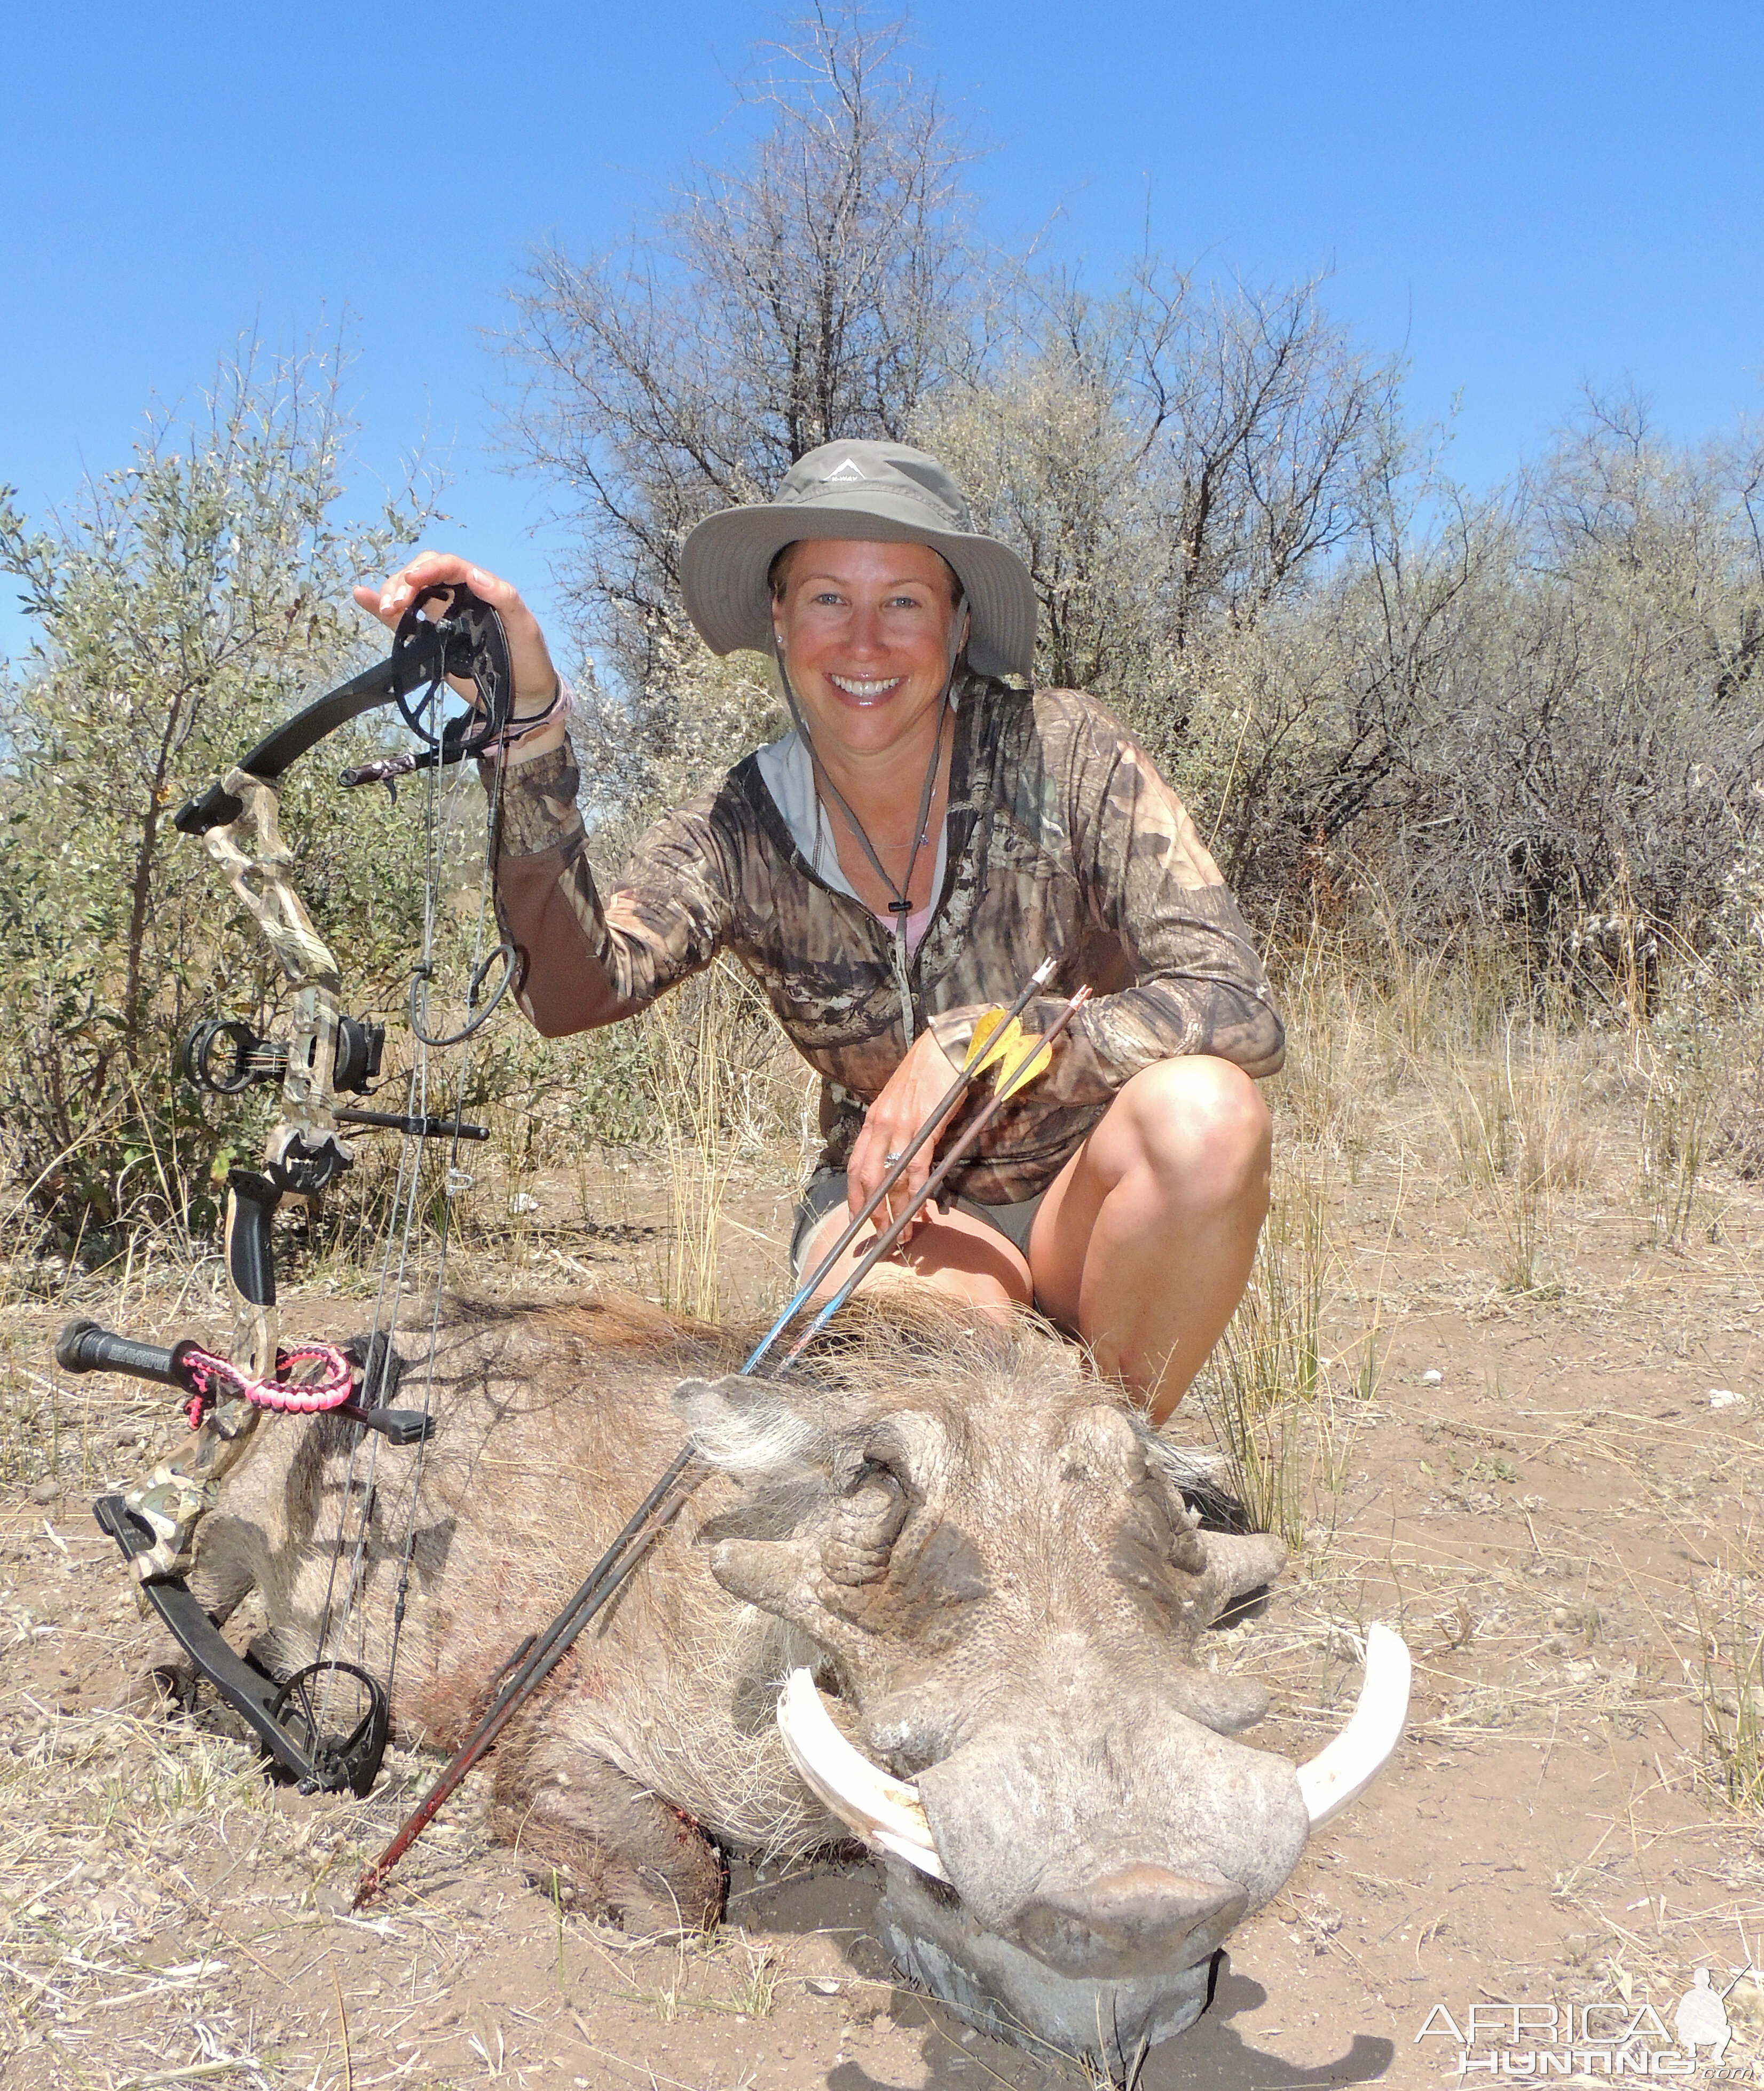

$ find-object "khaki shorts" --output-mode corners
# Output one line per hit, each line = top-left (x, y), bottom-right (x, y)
(789, 1166), (1046, 1280)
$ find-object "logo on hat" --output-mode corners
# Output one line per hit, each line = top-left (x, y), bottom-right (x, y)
(823, 457), (869, 483)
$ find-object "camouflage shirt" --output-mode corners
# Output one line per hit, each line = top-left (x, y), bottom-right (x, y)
(493, 679), (1283, 1204)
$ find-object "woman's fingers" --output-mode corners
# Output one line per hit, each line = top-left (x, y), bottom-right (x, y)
(352, 553), (558, 706)
(881, 1164), (934, 1243)
(849, 1034), (963, 1248)
(846, 1122), (888, 1218)
(352, 550), (470, 630)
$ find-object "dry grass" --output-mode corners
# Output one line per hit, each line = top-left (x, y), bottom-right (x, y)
(11, 917), (1764, 2084)
(641, 961), (798, 1320)
(1635, 1027), (1719, 1248)
(1202, 1188), (1325, 1549)
(1697, 1567), (1764, 1814)
(1434, 1024), (1597, 1293)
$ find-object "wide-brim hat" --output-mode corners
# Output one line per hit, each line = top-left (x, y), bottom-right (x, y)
(678, 439), (1038, 682)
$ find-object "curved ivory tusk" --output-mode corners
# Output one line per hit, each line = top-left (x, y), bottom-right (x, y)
(776, 1669), (950, 1882)
(1296, 1622), (1412, 1829)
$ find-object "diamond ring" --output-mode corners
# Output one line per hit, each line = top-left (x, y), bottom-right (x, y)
(884, 1151), (904, 1166)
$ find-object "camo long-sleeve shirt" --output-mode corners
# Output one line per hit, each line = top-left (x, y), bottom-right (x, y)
(493, 679), (1283, 1204)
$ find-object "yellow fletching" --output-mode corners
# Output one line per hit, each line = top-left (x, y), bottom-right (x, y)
(962, 1006), (1011, 1071)
(961, 1004), (1059, 1095)
(968, 1013), (1053, 1096)
(973, 1013), (1027, 1073)
(991, 1032), (1053, 1096)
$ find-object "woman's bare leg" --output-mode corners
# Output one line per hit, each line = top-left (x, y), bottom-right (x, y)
(796, 1204), (1032, 1313)
(795, 1057), (1269, 1421)
(1030, 1058), (1271, 1423)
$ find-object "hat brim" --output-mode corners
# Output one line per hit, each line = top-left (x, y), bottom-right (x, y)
(679, 502), (1038, 682)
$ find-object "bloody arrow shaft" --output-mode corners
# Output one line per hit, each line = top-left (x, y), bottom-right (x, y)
(354, 1446), (696, 1906)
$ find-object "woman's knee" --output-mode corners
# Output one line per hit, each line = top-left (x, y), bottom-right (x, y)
(1109, 1057), (1271, 1206)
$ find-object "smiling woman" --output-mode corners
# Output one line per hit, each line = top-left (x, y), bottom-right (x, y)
(355, 440), (1285, 1421)
(765, 537), (963, 948)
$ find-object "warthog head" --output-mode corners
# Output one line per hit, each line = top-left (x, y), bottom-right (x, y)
(676, 1310), (1406, 2069)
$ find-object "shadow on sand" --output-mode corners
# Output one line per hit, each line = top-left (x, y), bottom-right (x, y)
(829, 1960), (1395, 2089)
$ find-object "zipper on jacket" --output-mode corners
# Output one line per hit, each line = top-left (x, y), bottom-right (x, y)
(892, 924), (916, 1050)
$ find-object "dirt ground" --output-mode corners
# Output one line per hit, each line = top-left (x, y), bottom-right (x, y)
(6, 1050), (1764, 2091)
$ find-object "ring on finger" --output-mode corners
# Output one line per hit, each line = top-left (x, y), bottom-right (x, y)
(884, 1150), (904, 1166)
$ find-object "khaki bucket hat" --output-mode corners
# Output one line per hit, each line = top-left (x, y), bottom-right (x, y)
(678, 439), (1038, 681)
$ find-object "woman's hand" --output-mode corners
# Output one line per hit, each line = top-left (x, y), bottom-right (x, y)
(352, 553), (568, 762)
(847, 1031), (964, 1244)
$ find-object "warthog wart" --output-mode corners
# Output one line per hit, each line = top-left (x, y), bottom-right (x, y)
(186, 1291), (1406, 2072)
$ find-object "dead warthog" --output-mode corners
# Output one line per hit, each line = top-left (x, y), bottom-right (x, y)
(190, 1292), (1406, 2072)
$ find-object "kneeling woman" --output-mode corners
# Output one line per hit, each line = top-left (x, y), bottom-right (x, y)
(356, 442), (1283, 1422)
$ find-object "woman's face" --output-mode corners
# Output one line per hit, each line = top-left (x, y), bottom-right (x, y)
(771, 539), (964, 763)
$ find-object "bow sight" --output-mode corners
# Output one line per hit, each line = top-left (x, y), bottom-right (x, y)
(182, 1010), (384, 1099)
(66, 578), (515, 1802)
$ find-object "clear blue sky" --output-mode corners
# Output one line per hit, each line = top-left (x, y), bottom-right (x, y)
(3, 1), (1759, 671)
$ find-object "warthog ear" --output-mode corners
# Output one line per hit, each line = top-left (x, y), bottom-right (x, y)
(673, 1375), (829, 1481)
(821, 1469), (911, 1587)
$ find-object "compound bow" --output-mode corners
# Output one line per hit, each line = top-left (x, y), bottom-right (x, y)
(58, 581), (522, 1796)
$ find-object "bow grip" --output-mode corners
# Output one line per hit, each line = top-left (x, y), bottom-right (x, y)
(226, 1170), (281, 1307)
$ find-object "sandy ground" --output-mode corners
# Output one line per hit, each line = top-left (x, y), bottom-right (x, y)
(6, 1080), (1764, 2091)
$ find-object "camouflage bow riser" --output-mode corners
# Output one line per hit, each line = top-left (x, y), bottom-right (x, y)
(124, 766), (356, 1582)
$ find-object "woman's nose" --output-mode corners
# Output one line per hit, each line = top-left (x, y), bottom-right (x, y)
(840, 600), (891, 659)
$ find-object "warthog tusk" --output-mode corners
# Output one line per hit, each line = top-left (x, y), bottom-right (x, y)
(776, 1669), (950, 1882)
(1296, 1622), (1412, 1829)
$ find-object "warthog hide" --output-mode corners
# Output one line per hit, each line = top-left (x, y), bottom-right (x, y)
(187, 1294), (1392, 2074)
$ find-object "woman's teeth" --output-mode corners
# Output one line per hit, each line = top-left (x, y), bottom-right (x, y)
(829, 675), (902, 699)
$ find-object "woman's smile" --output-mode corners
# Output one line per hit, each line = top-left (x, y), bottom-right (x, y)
(826, 672), (907, 703)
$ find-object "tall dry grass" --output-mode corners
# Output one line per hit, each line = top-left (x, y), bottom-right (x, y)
(1697, 1560), (1764, 1814)
(8, 877), (1764, 1572)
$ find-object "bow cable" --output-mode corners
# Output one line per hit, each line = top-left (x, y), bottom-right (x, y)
(306, 621), (518, 1743)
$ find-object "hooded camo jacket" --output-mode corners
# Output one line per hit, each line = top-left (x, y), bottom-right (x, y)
(492, 678), (1283, 1205)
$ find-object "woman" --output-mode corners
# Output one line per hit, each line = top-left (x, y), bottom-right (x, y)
(356, 440), (1282, 1423)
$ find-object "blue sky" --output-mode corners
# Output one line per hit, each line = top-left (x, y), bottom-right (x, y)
(3, 1), (1759, 671)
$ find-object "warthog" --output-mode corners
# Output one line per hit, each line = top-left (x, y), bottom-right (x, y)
(188, 1293), (1406, 2072)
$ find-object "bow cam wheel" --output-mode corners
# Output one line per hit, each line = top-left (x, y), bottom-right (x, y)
(269, 1660), (390, 1798)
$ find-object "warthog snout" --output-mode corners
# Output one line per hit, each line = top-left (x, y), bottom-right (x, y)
(1014, 1864), (1250, 1979)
